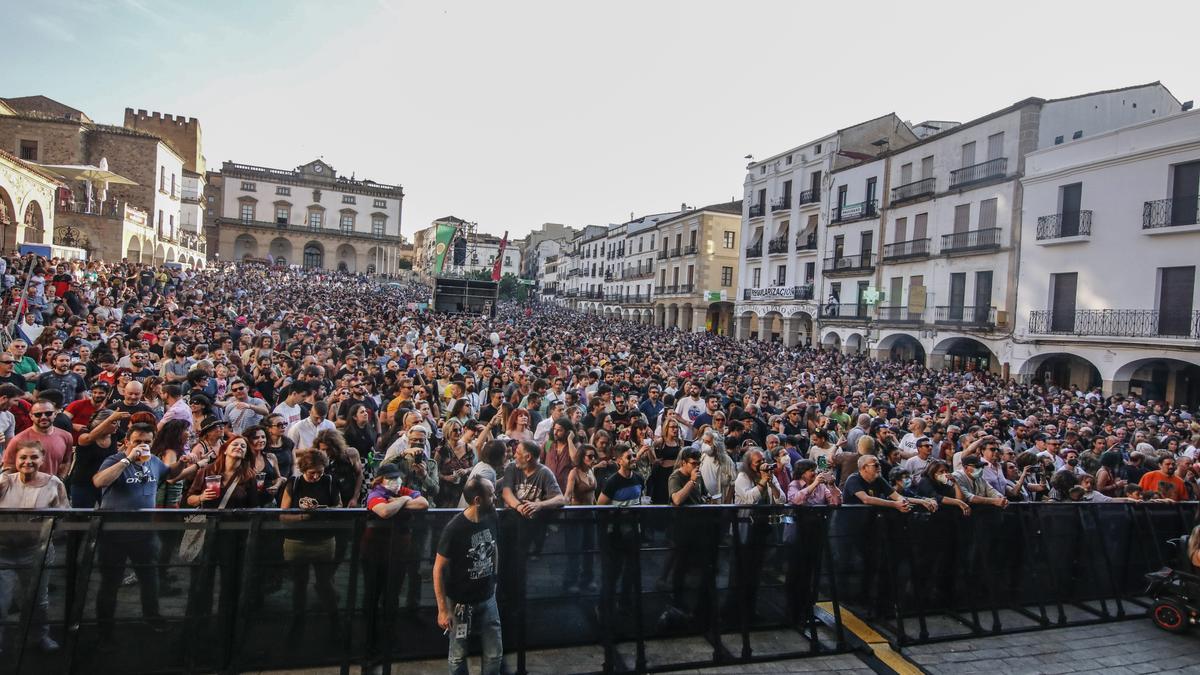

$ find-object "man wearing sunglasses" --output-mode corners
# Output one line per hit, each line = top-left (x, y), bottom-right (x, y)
(3, 400), (74, 479)
(223, 379), (270, 434)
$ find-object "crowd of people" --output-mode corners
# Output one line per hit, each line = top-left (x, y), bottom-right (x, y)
(0, 252), (1198, 671)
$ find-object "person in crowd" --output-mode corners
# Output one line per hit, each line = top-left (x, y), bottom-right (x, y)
(953, 455), (1010, 508)
(287, 401), (336, 451)
(434, 476), (501, 675)
(4, 399), (74, 479)
(0, 440), (69, 652)
(279, 448), (342, 636)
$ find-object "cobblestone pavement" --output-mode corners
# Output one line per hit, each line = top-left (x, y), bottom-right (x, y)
(901, 618), (1200, 675)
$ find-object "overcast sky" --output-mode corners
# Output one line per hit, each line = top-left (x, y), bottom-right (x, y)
(5, 0), (1198, 239)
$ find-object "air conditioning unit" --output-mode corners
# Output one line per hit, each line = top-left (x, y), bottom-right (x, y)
(996, 310), (1008, 326)
(836, 258), (852, 269)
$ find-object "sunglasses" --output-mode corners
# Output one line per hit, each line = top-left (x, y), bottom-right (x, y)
(31, 411), (56, 418)
(231, 386), (246, 392)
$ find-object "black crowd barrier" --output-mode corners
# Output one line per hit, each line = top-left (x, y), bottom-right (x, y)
(0, 502), (1193, 675)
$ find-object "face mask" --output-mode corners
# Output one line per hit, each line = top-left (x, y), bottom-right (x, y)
(936, 473), (951, 485)
(383, 479), (401, 493)
(901, 478), (912, 490)
(700, 442), (712, 454)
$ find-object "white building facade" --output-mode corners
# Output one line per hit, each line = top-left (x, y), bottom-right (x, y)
(217, 159), (405, 273)
(1014, 108), (1200, 407)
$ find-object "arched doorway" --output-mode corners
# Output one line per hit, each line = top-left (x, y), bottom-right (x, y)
(787, 312), (814, 347)
(705, 301), (734, 335)
(303, 241), (324, 269)
(738, 311), (759, 340)
(667, 304), (679, 330)
(762, 311), (784, 342)
(0, 187), (16, 250)
(821, 331), (842, 352)
(269, 237), (293, 266)
(336, 243), (357, 273)
(931, 337), (996, 372)
(845, 333), (863, 355)
(22, 201), (44, 244)
(1022, 353), (1102, 391)
(877, 333), (926, 363)
(154, 244), (166, 265)
(1113, 358), (1200, 409)
(126, 236), (142, 262)
(233, 234), (258, 260)
(681, 303), (694, 332)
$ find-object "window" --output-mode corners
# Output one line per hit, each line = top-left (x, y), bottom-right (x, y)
(759, 166), (766, 175)
(276, 207), (289, 225)
(342, 195), (356, 204)
(804, 262), (815, 283)
(751, 268), (761, 288)
(894, 217), (907, 242)
(953, 204), (971, 233)
(18, 140), (37, 161)
(961, 141), (976, 168)
(1055, 136), (1064, 145)
(921, 156), (934, 179)
(776, 265), (786, 286)
(723, 231), (735, 248)
(239, 203), (254, 223)
(374, 199), (386, 208)
(978, 198), (998, 230)
(308, 210), (323, 229)
(786, 155), (792, 165)
(721, 266), (733, 286)
(688, 230), (697, 247)
(207, 196), (214, 203)
(161, 167), (166, 189)
(372, 215), (385, 235)
(505, 256), (512, 266)
(1072, 130), (1083, 140)
(900, 163), (912, 184)
(340, 213), (354, 231)
(171, 174), (176, 195)
(169, 214), (174, 229)
(276, 186), (291, 196)
(914, 212), (928, 239)
(987, 132), (1004, 160)
(241, 181), (256, 191)
(815, 144), (822, 154)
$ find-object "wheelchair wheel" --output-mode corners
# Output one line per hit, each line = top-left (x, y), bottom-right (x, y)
(1152, 600), (1189, 633)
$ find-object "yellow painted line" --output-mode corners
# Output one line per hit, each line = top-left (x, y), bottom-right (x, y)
(818, 602), (924, 675)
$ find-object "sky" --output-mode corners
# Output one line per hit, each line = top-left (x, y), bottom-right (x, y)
(4, 0), (1199, 240)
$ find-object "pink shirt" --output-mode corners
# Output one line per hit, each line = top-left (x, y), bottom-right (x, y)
(4, 426), (75, 477)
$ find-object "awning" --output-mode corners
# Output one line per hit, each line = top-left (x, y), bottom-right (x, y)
(32, 164), (138, 185)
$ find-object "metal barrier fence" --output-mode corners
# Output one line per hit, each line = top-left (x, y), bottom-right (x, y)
(0, 502), (1193, 675)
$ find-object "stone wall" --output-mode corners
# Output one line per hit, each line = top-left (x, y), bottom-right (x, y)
(0, 117), (87, 164)
(84, 132), (160, 216)
(123, 109), (204, 174)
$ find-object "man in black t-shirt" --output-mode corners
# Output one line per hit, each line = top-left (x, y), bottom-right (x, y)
(434, 477), (502, 675)
(842, 454), (913, 512)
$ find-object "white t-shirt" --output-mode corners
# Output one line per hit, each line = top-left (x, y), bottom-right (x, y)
(674, 396), (705, 442)
(272, 401), (303, 431)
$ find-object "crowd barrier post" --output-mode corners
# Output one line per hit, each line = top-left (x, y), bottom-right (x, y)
(63, 516), (101, 675)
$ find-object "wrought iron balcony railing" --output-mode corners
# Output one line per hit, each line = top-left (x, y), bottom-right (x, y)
(1037, 211), (1092, 239)
(949, 157), (1007, 189)
(748, 203), (765, 218)
(819, 302), (871, 320)
(890, 177), (936, 203)
(831, 199), (878, 223)
(1143, 196), (1200, 229)
(795, 232), (817, 251)
(656, 250), (669, 260)
(745, 242), (763, 258)
(771, 195), (791, 212)
(822, 253), (874, 275)
(683, 244), (698, 255)
(876, 306), (922, 323)
(882, 237), (931, 261)
(941, 227), (1001, 253)
(935, 305), (996, 326)
(797, 188), (820, 205)
(1028, 309), (1200, 339)
(767, 236), (789, 254)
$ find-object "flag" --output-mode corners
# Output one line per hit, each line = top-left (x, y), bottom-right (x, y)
(491, 230), (508, 282)
(433, 221), (458, 275)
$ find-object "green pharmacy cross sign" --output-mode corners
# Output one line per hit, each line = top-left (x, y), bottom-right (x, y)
(862, 287), (881, 305)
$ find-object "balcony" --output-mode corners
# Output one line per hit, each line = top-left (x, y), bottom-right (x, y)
(623, 293), (650, 304)
(830, 199), (877, 224)
(935, 305), (996, 327)
(822, 253), (874, 275)
(1028, 309), (1200, 340)
(767, 235), (789, 254)
(683, 244), (697, 255)
(656, 250), (669, 260)
(795, 232), (817, 252)
(678, 283), (694, 294)
(1037, 211), (1092, 240)
(819, 303), (870, 321)
(876, 306), (922, 324)
(58, 199), (151, 230)
(585, 290), (603, 300)
(669, 247), (681, 257)
(882, 237), (931, 261)
(797, 189), (820, 206)
(744, 284), (813, 301)
(949, 157), (1007, 189)
(748, 203), (765, 218)
(890, 177), (935, 204)
(1143, 196), (1200, 230)
(745, 242), (763, 258)
(770, 195), (791, 212)
(941, 227), (1001, 254)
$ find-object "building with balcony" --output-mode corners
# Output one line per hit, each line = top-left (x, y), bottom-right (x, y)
(215, 159), (403, 273)
(0, 96), (208, 266)
(857, 81), (1182, 371)
(736, 113), (918, 344)
(1014, 107), (1200, 407)
(649, 201), (741, 334)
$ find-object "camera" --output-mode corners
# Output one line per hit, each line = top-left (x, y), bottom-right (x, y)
(760, 461), (777, 472)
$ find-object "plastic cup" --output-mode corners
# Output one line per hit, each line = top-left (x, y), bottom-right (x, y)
(204, 474), (221, 497)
